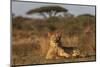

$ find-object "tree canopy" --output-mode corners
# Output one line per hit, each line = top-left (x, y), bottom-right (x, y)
(27, 5), (68, 18)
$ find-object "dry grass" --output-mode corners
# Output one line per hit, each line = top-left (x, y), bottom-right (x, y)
(12, 30), (96, 65)
(12, 14), (96, 65)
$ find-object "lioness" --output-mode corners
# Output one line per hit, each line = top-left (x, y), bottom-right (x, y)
(46, 32), (70, 59)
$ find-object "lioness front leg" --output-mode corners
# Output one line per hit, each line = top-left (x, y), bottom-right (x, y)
(57, 47), (71, 58)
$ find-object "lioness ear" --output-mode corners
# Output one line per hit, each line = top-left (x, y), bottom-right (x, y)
(56, 31), (62, 37)
(48, 32), (52, 37)
(59, 32), (62, 36)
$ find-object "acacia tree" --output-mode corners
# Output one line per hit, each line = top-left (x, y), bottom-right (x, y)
(27, 5), (68, 18)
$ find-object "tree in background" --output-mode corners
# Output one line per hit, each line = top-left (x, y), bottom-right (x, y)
(27, 5), (68, 19)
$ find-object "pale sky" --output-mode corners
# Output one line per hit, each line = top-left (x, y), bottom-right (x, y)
(12, 1), (95, 18)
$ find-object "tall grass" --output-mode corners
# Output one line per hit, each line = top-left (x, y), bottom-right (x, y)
(12, 14), (96, 65)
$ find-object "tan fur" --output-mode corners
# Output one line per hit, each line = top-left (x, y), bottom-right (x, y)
(72, 49), (80, 57)
(46, 32), (70, 59)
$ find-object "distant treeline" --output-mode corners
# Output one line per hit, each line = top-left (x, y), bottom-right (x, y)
(12, 13), (95, 36)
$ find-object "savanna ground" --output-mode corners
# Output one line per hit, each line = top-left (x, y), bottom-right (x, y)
(12, 13), (96, 66)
